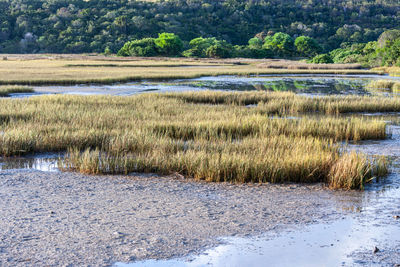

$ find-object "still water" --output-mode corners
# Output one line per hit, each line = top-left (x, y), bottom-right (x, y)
(26, 74), (400, 97)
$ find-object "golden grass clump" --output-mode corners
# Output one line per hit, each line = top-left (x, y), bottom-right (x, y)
(328, 152), (388, 190)
(366, 79), (400, 91)
(373, 66), (400, 77)
(0, 91), (391, 189)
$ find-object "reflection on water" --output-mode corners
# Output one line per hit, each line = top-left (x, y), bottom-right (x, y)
(0, 154), (61, 172)
(31, 75), (399, 97)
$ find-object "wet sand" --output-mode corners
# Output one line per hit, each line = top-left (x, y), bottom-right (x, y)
(0, 169), (363, 266)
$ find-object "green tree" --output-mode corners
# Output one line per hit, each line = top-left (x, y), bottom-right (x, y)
(182, 37), (217, 58)
(263, 32), (294, 57)
(117, 38), (159, 57)
(154, 33), (183, 56)
(377, 29), (400, 48)
(294, 36), (321, 57)
(310, 54), (334, 64)
(248, 37), (263, 49)
(205, 40), (233, 58)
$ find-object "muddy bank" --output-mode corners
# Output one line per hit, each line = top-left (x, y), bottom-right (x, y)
(0, 169), (362, 266)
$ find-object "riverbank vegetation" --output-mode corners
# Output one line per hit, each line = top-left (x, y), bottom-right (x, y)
(117, 29), (400, 69)
(0, 91), (392, 189)
(0, 57), (380, 85)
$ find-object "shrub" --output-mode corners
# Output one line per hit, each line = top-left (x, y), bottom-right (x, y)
(154, 33), (183, 56)
(310, 54), (334, 64)
(294, 36), (322, 58)
(117, 38), (159, 57)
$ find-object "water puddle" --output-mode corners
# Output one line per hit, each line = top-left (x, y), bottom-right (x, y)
(0, 153), (61, 172)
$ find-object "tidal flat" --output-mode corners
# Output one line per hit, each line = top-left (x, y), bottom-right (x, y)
(0, 57), (399, 266)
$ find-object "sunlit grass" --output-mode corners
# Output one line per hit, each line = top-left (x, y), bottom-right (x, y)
(0, 91), (391, 189)
(366, 79), (400, 91)
(373, 66), (400, 77)
(0, 58), (381, 85)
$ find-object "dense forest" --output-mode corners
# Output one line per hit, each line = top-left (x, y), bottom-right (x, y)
(0, 0), (399, 54)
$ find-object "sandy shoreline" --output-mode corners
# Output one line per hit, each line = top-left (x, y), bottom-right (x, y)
(0, 169), (359, 266)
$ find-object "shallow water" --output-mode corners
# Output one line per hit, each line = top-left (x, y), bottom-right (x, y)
(0, 153), (61, 172)
(114, 122), (400, 267)
(30, 74), (399, 97)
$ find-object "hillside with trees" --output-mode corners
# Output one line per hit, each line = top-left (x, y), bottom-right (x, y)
(0, 0), (399, 61)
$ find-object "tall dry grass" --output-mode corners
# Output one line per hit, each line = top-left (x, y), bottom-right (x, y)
(373, 66), (400, 77)
(0, 91), (391, 189)
(0, 59), (381, 85)
(258, 61), (363, 70)
(366, 79), (400, 91)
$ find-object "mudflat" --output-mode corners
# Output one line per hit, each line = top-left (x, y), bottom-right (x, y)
(1, 169), (349, 266)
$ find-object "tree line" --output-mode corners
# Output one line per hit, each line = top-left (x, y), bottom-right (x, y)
(117, 32), (322, 59)
(0, 0), (399, 55)
(117, 30), (400, 67)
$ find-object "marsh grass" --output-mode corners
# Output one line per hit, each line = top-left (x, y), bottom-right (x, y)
(328, 153), (388, 190)
(258, 62), (363, 70)
(167, 91), (400, 115)
(64, 64), (225, 68)
(373, 66), (400, 77)
(0, 91), (391, 189)
(0, 59), (381, 85)
(0, 86), (34, 97)
(366, 80), (400, 91)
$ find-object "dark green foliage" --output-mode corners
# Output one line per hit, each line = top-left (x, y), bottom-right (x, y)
(0, 0), (398, 54)
(182, 37), (217, 58)
(327, 30), (400, 67)
(379, 39), (400, 66)
(295, 36), (321, 58)
(377, 29), (400, 48)
(310, 54), (334, 64)
(233, 45), (272, 58)
(205, 41), (233, 58)
(117, 38), (158, 57)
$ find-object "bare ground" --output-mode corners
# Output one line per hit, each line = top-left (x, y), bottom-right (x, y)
(0, 169), (355, 266)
